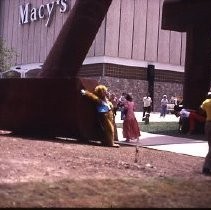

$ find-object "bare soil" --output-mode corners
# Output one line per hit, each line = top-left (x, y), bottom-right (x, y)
(0, 130), (211, 208)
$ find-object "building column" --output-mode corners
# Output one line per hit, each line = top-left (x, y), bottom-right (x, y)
(147, 64), (155, 111)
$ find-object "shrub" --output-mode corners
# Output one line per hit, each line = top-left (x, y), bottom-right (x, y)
(0, 38), (17, 72)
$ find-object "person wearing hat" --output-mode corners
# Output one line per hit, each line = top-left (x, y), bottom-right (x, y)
(200, 91), (211, 175)
(160, 94), (168, 117)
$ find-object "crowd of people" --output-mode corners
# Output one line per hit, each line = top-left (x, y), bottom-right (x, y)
(81, 85), (211, 176)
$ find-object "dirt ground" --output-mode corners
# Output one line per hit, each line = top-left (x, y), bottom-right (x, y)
(0, 130), (211, 208)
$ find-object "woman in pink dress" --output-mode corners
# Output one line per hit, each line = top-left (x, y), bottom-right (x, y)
(123, 93), (141, 142)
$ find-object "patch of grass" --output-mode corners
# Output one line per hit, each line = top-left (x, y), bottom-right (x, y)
(116, 122), (205, 141)
(140, 121), (178, 134)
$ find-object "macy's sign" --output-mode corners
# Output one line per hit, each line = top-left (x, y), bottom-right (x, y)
(19, 0), (69, 27)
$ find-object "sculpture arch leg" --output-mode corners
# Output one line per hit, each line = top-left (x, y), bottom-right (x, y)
(183, 27), (211, 109)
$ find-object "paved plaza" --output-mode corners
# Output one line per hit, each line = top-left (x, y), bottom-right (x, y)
(115, 111), (208, 158)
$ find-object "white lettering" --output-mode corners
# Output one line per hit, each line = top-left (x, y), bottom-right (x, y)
(19, 3), (30, 24)
(19, 0), (70, 27)
(38, 5), (45, 19)
(30, 7), (37, 22)
(60, 0), (68, 13)
(45, 2), (55, 27)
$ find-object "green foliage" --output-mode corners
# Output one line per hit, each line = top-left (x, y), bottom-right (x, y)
(2, 70), (21, 78)
(0, 38), (17, 72)
(140, 121), (179, 134)
(116, 121), (205, 140)
(116, 121), (178, 134)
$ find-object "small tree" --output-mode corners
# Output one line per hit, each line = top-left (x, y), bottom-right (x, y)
(0, 38), (17, 72)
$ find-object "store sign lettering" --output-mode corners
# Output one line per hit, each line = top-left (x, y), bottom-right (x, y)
(19, 0), (69, 27)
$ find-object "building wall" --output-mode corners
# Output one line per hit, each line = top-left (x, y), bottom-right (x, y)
(0, 0), (186, 67)
(79, 63), (183, 112)
(92, 76), (183, 113)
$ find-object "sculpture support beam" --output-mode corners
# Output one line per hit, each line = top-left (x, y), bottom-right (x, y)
(0, 0), (113, 142)
(39, 0), (112, 78)
(184, 27), (211, 109)
(162, 0), (211, 109)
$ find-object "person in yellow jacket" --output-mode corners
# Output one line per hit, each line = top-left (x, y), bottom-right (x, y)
(200, 92), (211, 175)
(81, 85), (119, 148)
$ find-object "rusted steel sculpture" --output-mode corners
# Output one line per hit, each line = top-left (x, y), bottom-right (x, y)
(162, 0), (211, 110)
(39, 0), (112, 78)
(0, 0), (112, 142)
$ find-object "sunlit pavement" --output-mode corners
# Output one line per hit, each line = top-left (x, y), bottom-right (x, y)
(115, 111), (208, 158)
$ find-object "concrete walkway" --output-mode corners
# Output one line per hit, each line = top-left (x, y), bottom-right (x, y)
(115, 111), (208, 158)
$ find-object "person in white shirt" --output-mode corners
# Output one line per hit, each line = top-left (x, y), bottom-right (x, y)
(175, 108), (206, 134)
(142, 93), (152, 120)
